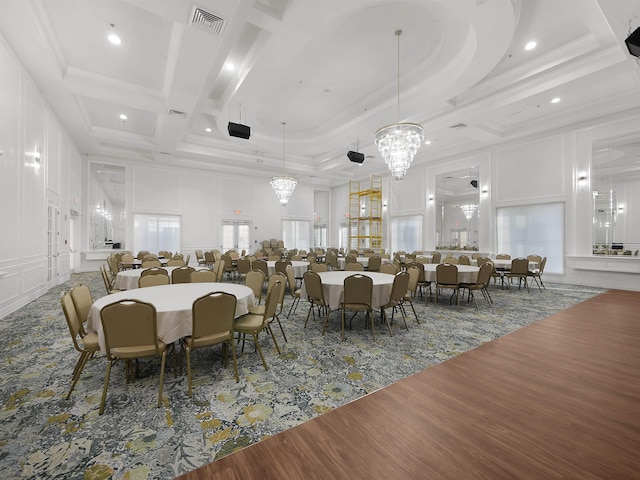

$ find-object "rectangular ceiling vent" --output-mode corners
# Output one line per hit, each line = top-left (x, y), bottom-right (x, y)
(449, 123), (468, 129)
(167, 109), (188, 118)
(190, 6), (225, 36)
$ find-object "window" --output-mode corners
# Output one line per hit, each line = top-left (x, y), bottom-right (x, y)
(133, 214), (180, 254)
(221, 221), (251, 252)
(338, 224), (349, 250)
(282, 220), (311, 250)
(314, 224), (327, 248)
(391, 215), (422, 252)
(497, 203), (564, 274)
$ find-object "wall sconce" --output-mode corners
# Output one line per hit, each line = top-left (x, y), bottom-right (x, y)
(578, 174), (587, 182)
(481, 186), (488, 197)
(428, 195), (434, 202)
(34, 147), (41, 164)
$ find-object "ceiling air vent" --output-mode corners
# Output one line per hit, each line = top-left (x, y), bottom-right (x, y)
(449, 123), (468, 129)
(190, 6), (225, 36)
(167, 109), (188, 119)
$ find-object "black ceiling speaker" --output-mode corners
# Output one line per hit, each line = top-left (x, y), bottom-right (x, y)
(470, 179), (478, 188)
(626, 27), (640, 57)
(347, 151), (365, 163)
(228, 122), (251, 139)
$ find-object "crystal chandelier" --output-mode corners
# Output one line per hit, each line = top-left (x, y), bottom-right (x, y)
(270, 122), (297, 205)
(375, 29), (424, 181)
(460, 204), (477, 221)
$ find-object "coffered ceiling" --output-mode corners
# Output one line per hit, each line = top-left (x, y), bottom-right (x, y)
(1, 0), (639, 188)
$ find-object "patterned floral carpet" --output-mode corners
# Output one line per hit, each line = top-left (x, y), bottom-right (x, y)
(0, 272), (605, 479)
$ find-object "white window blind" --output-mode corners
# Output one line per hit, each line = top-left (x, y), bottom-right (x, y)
(133, 214), (181, 254)
(282, 220), (311, 250)
(496, 203), (564, 274)
(391, 215), (422, 253)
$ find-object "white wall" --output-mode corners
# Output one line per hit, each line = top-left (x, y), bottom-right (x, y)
(0, 33), (80, 318)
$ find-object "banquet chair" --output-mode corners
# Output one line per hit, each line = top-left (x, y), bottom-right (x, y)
(506, 258), (530, 292)
(119, 253), (135, 269)
(70, 283), (93, 336)
(267, 254), (281, 262)
(435, 263), (460, 305)
(221, 254), (236, 281)
(140, 267), (168, 277)
(99, 299), (167, 414)
(61, 291), (100, 399)
(285, 265), (301, 318)
(380, 263), (399, 275)
(367, 255), (382, 272)
(184, 291), (239, 396)
(528, 256), (547, 291)
(136, 250), (150, 260)
(402, 266), (420, 323)
(406, 261), (431, 301)
(458, 255), (471, 265)
(345, 255), (357, 265)
(249, 272), (288, 342)
(274, 259), (291, 275)
(431, 252), (442, 264)
(526, 254), (543, 266)
(443, 256), (459, 265)
(379, 271), (410, 335)
(191, 270), (218, 283)
(141, 259), (162, 268)
(139, 274), (170, 288)
(236, 258), (251, 282)
(203, 251), (216, 270)
(245, 269), (265, 305)
(195, 249), (206, 266)
(107, 255), (120, 278)
(234, 281), (283, 370)
(310, 263), (328, 273)
(345, 262), (364, 271)
(340, 274), (374, 340)
(459, 262), (493, 309)
(251, 259), (269, 280)
(158, 250), (172, 259)
(171, 266), (195, 284)
(215, 258), (226, 282)
(496, 253), (511, 260)
(327, 251), (340, 271)
(100, 265), (122, 294)
(303, 271), (330, 330)
(166, 258), (185, 267)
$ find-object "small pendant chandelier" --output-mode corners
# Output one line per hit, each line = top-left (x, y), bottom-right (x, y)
(375, 29), (424, 181)
(270, 122), (297, 205)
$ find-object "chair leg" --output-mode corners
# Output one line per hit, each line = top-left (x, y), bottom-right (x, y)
(67, 351), (90, 399)
(186, 346), (193, 397)
(229, 340), (239, 383)
(157, 350), (167, 408)
(266, 324), (281, 354)
(253, 332), (268, 370)
(340, 309), (346, 340)
(99, 360), (113, 415)
(381, 308), (393, 336)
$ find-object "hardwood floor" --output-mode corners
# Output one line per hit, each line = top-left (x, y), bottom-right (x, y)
(178, 289), (640, 480)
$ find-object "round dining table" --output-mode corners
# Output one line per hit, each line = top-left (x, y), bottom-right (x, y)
(299, 271), (395, 310)
(422, 264), (480, 283)
(113, 266), (208, 290)
(266, 260), (309, 278)
(87, 283), (256, 352)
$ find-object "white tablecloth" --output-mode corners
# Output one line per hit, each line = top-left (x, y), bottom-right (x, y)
(114, 266), (207, 290)
(423, 264), (480, 283)
(470, 259), (539, 270)
(336, 257), (391, 269)
(300, 271), (395, 310)
(87, 283), (256, 351)
(266, 260), (309, 278)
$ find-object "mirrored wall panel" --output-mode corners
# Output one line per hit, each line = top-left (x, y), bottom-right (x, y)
(592, 135), (640, 256)
(88, 163), (126, 250)
(435, 166), (479, 250)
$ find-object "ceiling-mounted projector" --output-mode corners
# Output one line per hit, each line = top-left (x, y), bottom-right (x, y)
(347, 151), (364, 163)
(626, 26), (640, 57)
(228, 122), (251, 139)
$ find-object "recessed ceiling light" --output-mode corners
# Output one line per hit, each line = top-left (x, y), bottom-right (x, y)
(119, 114), (127, 120)
(551, 97), (561, 104)
(524, 41), (537, 51)
(225, 62), (235, 71)
(205, 127), (212, 132)
(108, 34), (122, 45)
(425, 140), (431, 145)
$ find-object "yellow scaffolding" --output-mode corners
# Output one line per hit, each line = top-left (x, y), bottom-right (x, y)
(348, 174), (383, 254)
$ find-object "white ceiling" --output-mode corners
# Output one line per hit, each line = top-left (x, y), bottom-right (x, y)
(1, 0), (640, 189)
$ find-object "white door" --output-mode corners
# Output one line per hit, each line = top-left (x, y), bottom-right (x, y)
(221, 221), (251, 253)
